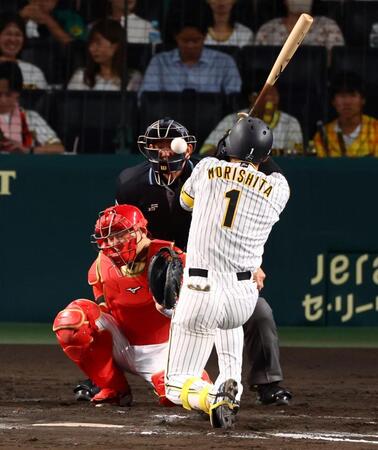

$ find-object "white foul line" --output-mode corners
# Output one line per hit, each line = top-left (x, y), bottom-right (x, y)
(32, 422), (124, 429)
(28, 423), (378, 444)
(273, 432), (378, 445)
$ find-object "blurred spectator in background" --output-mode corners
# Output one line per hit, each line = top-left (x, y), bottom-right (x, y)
(67, 19), (141, 91)
(0, 61), (64, 154)
(255, 0), (344, 53)
(200, 83), (303, 156)
(204, 0), (253, 47)
(314, 72), (378, 157)
(369, 22), (378, 47)
(0, 12), (47, 89)
(19, 0), (86, 45)
(106, 0), (161, 44)
(140, 18), (241, 94)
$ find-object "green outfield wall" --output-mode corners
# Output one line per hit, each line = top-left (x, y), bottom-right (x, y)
(0, 155), (377, 326)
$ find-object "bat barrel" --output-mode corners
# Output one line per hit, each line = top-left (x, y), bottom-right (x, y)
(248, 13), (314, 117)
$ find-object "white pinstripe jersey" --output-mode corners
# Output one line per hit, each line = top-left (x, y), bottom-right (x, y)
(180, 157), (290, 272)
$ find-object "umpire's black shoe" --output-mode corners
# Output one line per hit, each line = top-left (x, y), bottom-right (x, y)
(73, 379), (100, 401)
(256, 382), (292, 406)
(209, 379), (239, 429)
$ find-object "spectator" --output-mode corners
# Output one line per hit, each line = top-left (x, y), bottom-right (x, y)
(19, 0), (86, 45)
(140, 18), (241, 94)
(205, 0), (253, 47)
(200, 83), (303, 155)
(106, 0), (161, 44)
(0, 61), (64, 154)
(0, 12), (47, 89)
(67, 19), (141, 91)
(255, 0), (344, 53)
(369, 22), (378, 47)
(313, 72), (378, 157)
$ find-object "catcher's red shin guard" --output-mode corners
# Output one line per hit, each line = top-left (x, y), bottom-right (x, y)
(151, 369), (212, 407)
(53, 299), (129, 395)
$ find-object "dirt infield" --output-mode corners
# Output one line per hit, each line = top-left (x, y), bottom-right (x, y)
(1, 344), (377, 449)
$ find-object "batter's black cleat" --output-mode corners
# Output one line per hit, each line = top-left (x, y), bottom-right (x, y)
(209, 379), (239, 429)
(73, 379), (100, 401)
(256, 382), (292, 406)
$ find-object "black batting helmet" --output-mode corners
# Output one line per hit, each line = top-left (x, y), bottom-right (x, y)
(138, 118), (196, 185)
(216, 117), (273, 164)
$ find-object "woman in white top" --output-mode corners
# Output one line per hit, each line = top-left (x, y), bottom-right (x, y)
(0, 12), (47, 89)
(255, 0), (344, 52)
(204, 0), (253, 47)
(67, 19), (141, 91)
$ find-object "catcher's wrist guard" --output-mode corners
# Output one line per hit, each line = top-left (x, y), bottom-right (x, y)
(148, 247), (184, 309)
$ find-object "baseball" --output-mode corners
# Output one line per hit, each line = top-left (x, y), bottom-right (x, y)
(171, 137), (187, 154)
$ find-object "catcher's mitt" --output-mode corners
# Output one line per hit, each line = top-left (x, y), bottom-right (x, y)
(148, 247), (184, 309)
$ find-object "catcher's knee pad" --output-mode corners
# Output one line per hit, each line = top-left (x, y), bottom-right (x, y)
(53, 299), (101, 362)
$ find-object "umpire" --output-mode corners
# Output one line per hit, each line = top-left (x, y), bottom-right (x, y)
(116, 118), (292, 405)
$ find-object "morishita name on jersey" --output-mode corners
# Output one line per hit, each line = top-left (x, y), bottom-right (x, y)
(207, 165), (273, 198)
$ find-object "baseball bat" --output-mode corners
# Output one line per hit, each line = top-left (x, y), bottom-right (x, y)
(248, 13), (314, 116)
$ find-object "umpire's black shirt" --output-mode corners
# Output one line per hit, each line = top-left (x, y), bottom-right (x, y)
(116, 159), (198, 250)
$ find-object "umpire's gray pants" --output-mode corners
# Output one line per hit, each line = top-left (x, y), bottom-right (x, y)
(243, 297), (283, 386)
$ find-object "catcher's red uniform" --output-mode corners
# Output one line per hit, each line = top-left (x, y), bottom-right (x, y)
(89, 240), (178, 345)
(53, 240), (186, 404)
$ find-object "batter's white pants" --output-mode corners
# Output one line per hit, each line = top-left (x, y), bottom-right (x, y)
(165, 270), (258, 405)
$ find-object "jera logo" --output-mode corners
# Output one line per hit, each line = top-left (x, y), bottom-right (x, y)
(302, 253), (378, 324)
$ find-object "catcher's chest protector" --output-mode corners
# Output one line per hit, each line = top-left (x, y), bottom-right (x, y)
(96, 253), (171, 346)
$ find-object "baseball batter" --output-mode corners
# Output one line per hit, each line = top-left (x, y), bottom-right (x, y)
(165, 117), (290, 428)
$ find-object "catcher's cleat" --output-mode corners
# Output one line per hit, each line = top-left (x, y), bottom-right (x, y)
(256, 382), (292, 406)
(74, 379), (100, 401)
(209, 379), (239, 429)
(91, 388), (133, 406)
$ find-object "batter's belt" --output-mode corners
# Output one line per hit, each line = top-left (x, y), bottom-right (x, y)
(188, 268), (252, 281)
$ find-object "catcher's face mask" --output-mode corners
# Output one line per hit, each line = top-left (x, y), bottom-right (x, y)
(138, 119), (196, 186)
(92, 205), (147, 266)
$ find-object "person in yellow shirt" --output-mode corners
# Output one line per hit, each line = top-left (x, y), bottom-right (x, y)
(314, 72), (378, 157)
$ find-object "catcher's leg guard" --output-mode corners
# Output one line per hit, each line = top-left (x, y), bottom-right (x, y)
(53, 299), (130, 396)
(151, 370), (175, 407)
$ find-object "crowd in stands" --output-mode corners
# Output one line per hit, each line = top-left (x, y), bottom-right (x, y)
(0, 0), (376, 156)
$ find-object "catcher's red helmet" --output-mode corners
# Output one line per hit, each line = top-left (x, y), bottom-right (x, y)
(92, 204), (148, 265)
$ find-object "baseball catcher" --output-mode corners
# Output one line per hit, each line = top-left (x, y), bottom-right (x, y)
(53, 204), (209, 406)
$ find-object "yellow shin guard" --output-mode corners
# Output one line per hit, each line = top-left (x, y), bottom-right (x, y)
(180, 377), (212, 413)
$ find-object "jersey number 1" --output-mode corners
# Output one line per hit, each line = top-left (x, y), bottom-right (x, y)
(222, 189), (241, 228)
